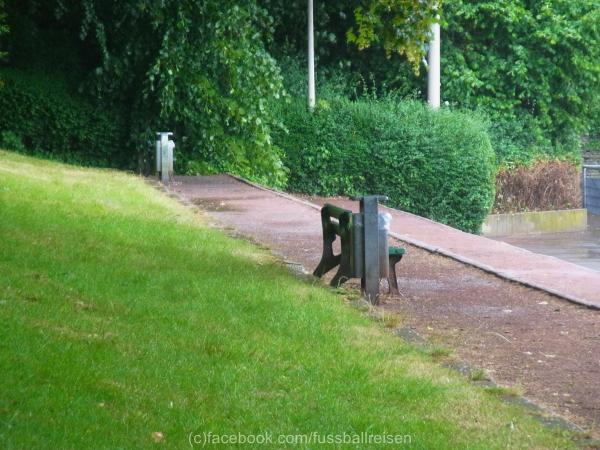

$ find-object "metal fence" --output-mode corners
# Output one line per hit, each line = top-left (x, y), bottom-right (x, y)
(583, 165), (600, 215)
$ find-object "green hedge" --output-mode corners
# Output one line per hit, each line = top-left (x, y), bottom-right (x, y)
(0, 68), (129, 168)
(485, 112), (581, 168)
(273, 97), (496, 233)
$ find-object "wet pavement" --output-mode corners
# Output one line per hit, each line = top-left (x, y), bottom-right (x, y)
(496, 215), (600, 272)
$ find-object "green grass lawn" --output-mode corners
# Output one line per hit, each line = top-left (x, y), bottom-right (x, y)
(0, 150), (574, 449)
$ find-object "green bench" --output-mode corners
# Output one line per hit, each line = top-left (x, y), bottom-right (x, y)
(313, 201), (406, 299)
(388, 246), (406, 295)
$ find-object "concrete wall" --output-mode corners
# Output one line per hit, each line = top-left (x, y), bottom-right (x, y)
(482, 209), (587, 237)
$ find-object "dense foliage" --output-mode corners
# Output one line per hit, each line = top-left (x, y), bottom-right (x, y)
(267, 0), (599, 166)
(272, 95), (496, 233)
(0, 0), (6, 63)
(346, 0), (440, 70)
(0, 0), (7, 90)
(2, 0), (595, 223)
(265, 1), (425, 97)
(78, 0), (289, 184)
(0, 69), (128, 166)
(442, 0), (600, 165)
(2, 0), (442, 182)
(3, 0), (289, 184)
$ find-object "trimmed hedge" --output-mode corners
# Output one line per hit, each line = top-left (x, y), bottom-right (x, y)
(273, 97), (496, 233)
(0, 68), (129, 168)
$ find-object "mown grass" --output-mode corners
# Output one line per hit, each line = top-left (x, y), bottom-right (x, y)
(0, 150), (575, 449)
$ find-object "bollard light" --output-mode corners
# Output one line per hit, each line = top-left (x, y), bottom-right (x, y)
(156, 132), (175, 183)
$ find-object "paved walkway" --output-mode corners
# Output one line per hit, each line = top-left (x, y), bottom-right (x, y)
(175, 174), (600, 309)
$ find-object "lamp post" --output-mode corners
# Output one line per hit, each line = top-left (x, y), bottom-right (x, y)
(307, 0), (316, 111)
(427, 20), (441, 109)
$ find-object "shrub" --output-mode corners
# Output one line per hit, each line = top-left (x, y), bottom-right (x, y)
(493, 160), (581, 214)
(0, 130), (26, 152)
(0, 68), (129, 168)
(442, 0), (600, 150)
(273, 96), (496, 233)
(484, 112), (581, 168)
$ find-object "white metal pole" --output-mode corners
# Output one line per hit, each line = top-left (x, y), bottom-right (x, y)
(427, 21), (441, 109)
(307, 0), (316, 111)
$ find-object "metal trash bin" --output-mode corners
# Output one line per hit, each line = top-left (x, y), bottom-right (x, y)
(378, 212), (391, 278)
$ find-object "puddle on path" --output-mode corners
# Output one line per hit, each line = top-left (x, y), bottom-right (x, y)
(191, 198), (241, 212)
(494, 214), (600, 272)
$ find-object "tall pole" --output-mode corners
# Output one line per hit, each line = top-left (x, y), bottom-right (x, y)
(307, 0), (316, 111)
(427, 21), (441, 109)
